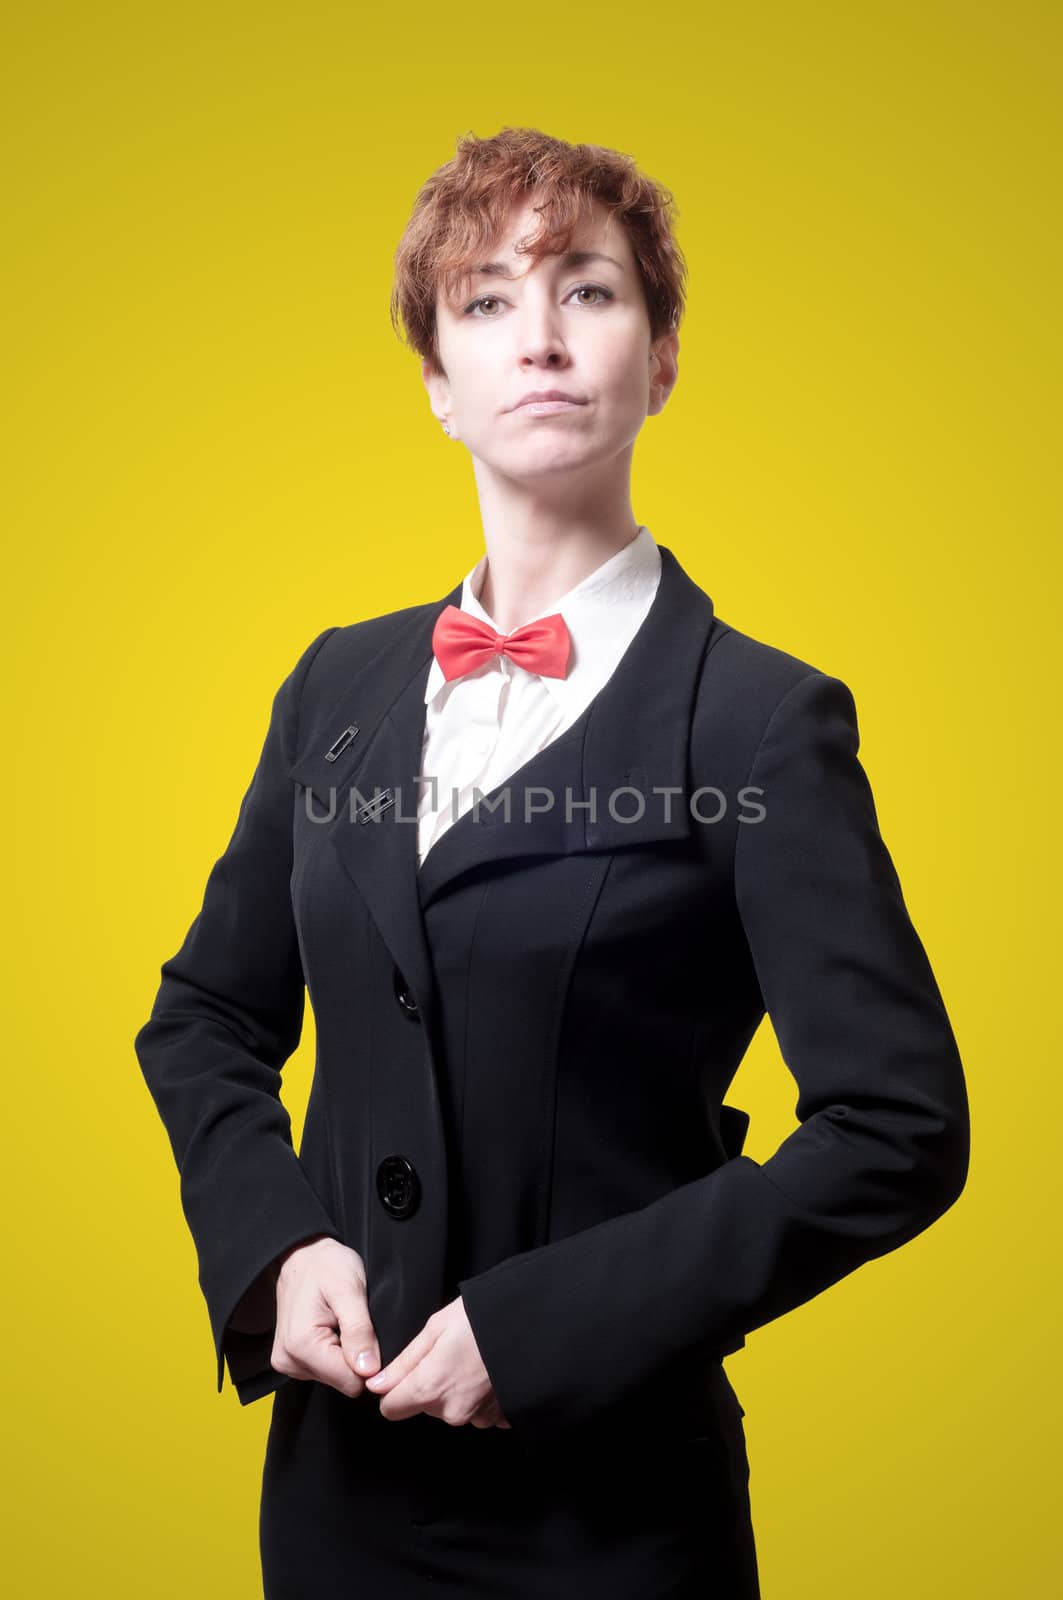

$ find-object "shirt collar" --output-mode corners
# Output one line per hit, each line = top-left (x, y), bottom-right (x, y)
(424, 525), (662, 711)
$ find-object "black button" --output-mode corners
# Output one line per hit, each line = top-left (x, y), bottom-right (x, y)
(376, 1155), (421, 1219)
(392, 966), (420, 1019)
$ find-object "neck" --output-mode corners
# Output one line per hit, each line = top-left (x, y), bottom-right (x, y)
(470, 450), (640, 632)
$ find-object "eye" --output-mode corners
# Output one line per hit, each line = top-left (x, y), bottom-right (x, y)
(464, 295), (504, 318)
(461, 283), (615, 317)
(568, 283), (613, 307)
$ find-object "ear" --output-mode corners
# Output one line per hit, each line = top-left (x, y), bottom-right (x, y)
(648, 332), (679, 417)
(422, 357), (452, 428)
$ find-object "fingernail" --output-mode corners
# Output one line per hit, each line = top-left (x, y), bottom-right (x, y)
(366, 1372), (385, 1388)
(355, 1350), (373, 1372)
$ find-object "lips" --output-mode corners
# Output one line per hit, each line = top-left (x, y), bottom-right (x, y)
(512, 390), (587, 410)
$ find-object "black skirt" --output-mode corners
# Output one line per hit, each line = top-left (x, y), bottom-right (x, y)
(259, 1364), (760, 1598)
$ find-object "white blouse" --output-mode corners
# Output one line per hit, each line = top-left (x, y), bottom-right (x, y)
(417, 524), (662, 865)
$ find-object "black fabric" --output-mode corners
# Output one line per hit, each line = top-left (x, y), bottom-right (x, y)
(134, 542), (969, 1595)
(260, 1363), (758, 1599)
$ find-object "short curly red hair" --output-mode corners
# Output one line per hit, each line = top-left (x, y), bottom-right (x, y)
(390, 126), (687, 373)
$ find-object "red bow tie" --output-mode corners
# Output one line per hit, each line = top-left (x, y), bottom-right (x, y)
(431, 605), (572, 684)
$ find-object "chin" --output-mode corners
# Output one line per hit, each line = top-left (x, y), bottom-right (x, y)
(509, 456), (600, 484)
(493, 438), (612, 479)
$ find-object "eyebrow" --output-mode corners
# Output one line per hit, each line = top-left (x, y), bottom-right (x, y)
(468, 249), (624, 281)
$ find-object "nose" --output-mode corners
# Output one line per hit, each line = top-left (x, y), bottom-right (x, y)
(515, 292), (570, 370)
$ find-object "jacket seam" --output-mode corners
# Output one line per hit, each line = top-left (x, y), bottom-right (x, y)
(288, 626), (342, 771)
(288, 626), (343, 1242)
(540, 856), (614, 1245)
(729, 668), (824, 883)
(460, 881), (492, 1158)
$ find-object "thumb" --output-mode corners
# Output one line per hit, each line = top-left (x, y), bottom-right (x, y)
(365, 1319), (436, 1393)
(329, 1284), (381, 1377)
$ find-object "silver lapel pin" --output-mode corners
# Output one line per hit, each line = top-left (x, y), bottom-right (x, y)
(358, 789), (395, 823)
(324, 724), (359, 763)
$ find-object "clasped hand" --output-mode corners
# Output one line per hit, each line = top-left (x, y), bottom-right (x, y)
(270, 1235), (510, 1429)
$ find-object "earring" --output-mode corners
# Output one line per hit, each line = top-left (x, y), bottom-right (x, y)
(442, 420), (451, 436)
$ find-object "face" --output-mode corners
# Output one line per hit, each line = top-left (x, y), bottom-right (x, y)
(422, 193), (679, 483)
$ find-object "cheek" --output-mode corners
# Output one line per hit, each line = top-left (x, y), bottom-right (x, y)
(464, 366), (502, 424)
(593, 334), (650, 403)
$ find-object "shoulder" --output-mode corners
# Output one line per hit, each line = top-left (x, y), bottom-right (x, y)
(700, 610), (844, 723)
(265, 599), (438, 767)
(293, 596), (439, 699)
(689, 614), (864, 799)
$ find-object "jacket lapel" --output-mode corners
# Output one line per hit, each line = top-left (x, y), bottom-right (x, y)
(416, 544), (717, 904)
(286, 584), (458, 1030)
(286, 544), (716, 1014)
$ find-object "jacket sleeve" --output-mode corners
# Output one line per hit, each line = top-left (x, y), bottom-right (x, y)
(457, 670), (971, 1438)
(134, 626), (344, 1405)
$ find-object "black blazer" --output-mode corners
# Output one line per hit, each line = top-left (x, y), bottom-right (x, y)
(134, 543), (970, 1442)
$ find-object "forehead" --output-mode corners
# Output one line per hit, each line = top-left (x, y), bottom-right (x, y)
(466, 195), (634, 283)
(497, 193), (624, 251)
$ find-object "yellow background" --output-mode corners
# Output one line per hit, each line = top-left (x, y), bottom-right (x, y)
(4, 1), (1059, 1593)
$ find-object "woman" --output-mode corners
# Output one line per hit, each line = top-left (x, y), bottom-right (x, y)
(135, 127), (970, 1598)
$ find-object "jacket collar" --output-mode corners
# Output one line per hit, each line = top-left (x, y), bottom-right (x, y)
(421, 523), (662, 720)
(287, 543), (717, 1024)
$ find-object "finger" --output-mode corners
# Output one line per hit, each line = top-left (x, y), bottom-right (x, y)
(270, 1347), (317, 1382)
(469, 1396), (511, 1429)
(273, 1333), (350, 1387)
(283, 1316), (366, 1398)
(327, 1284), (381, 1378)
(467, 1393), (496, 1429)
(377, 1363), (437, 1423)
(300, 1330), (367, 1398)
(365, 1320), (437, 1395)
